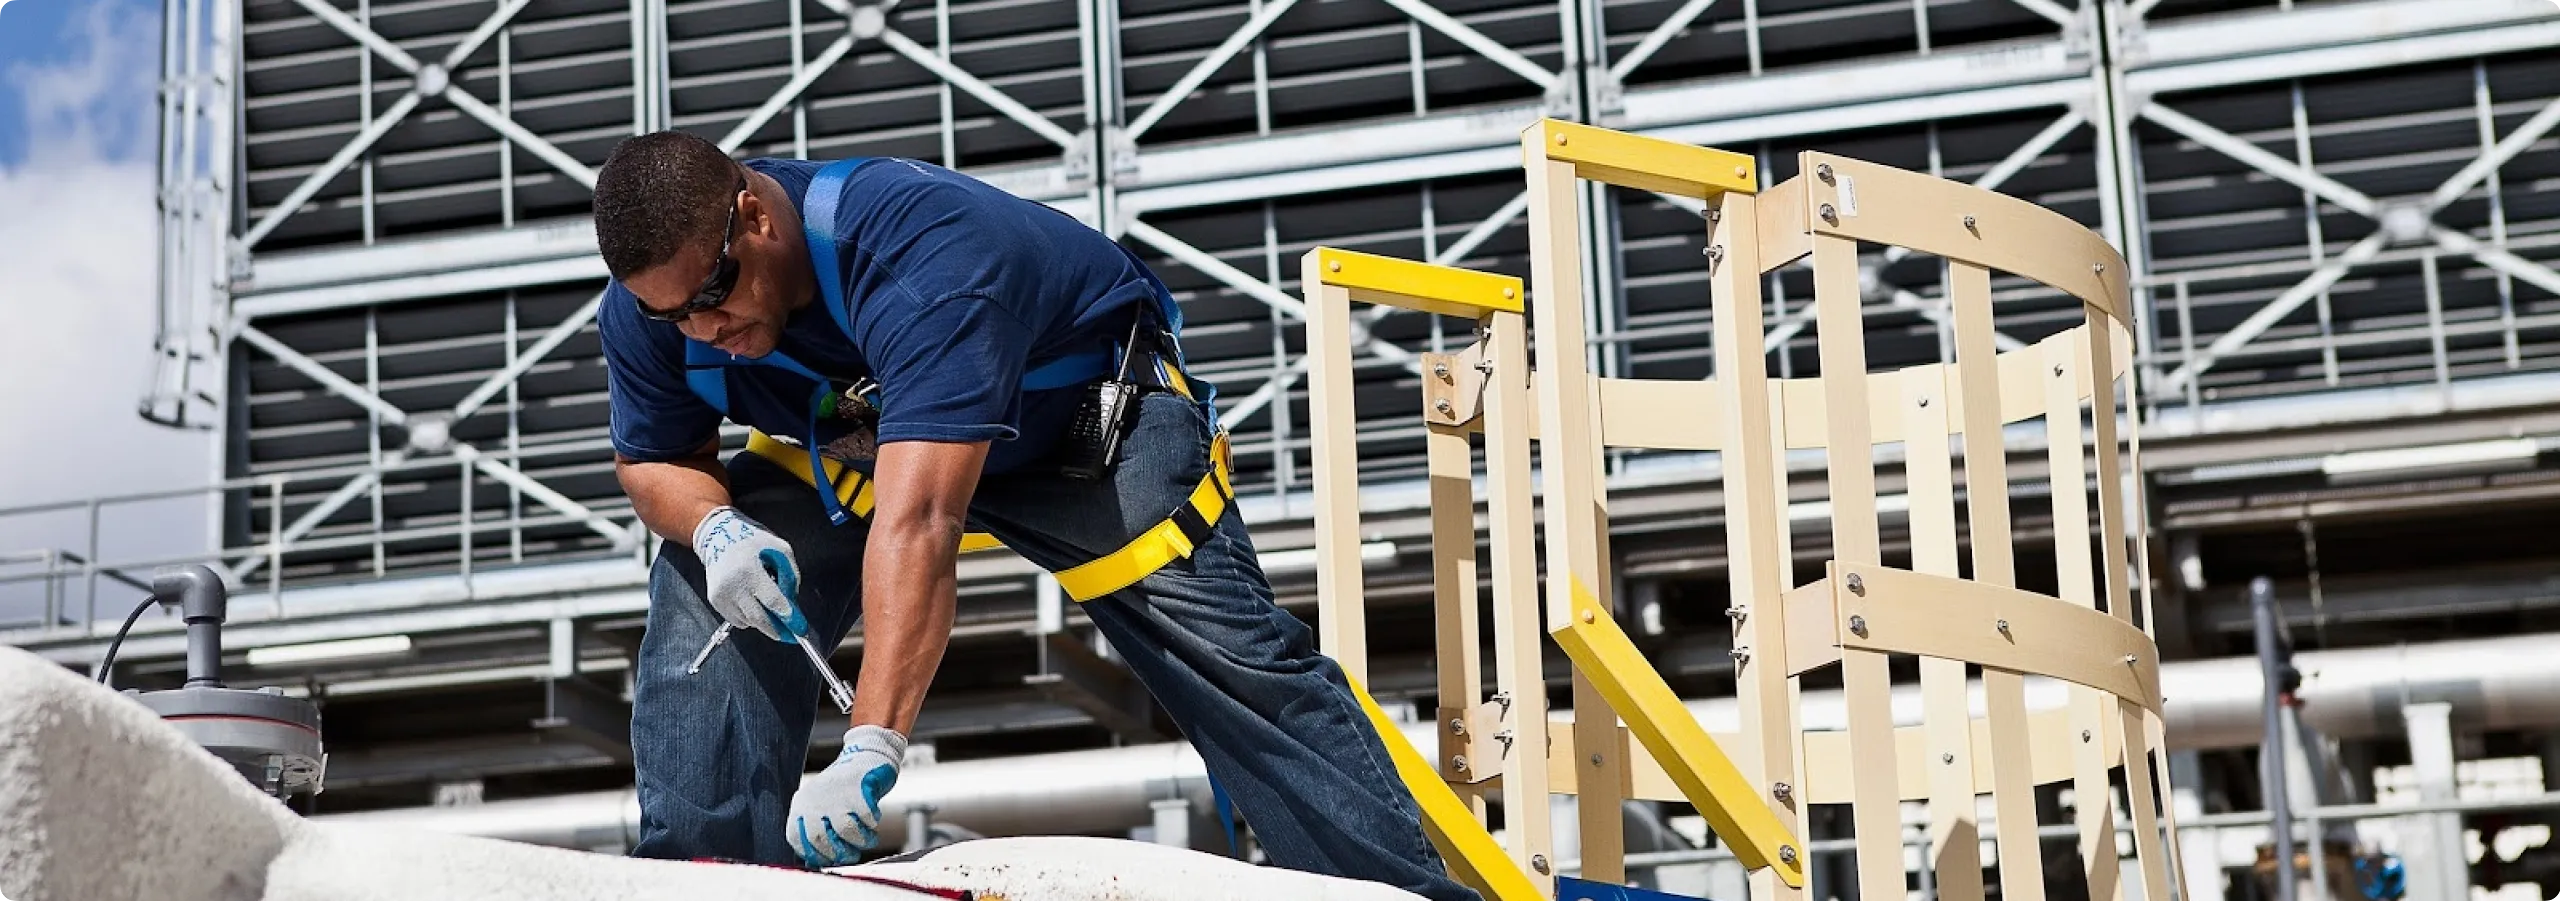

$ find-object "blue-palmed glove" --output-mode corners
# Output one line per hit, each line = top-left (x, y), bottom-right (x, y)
(692, 506), (808, 641)
(789, 724), (908, 868)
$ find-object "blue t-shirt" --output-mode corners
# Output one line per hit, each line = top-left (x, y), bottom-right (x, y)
(600, 157), (1166, 475)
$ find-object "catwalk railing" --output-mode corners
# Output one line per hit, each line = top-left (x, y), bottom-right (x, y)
(1309, 118), (2183, 901)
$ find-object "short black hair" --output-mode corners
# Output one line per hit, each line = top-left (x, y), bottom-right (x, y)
(592, 130), (743, 280)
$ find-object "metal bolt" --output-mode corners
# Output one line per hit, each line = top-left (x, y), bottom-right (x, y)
(1476, 358), (1495, 375)
(1918, 396), (1930, 407)
(1944, 753), (1956, 764)
(1555, 132), (1569, 145)
(1845, 573), (1864, 595)
(2124, 654), (2139, 665)
(1704, 245), (1725, 261)
(1779, 845), (1800, 865)
(1450, 717), (1467, 736)
(1735, 165), (1750, 179)
(1433, 362), (1451, 381)
(1728, 605), (1749, 623)
(1963, 215), (1978, 230)
(1996, 619), (2010, 635)
(1436, 399), (1455, 416)
(1772, 782), (1793, 803)
(1706, 209), (1722, 222)
(1495, 729), (1514, 750)
(1330, 260), (1342, 273)
(1591, 753), (1604, 767)
(1581, 610), (1596, 624)
(2055, 364), (2067, 377)
(1816, 163), (1835, 183)
(2082, 730), (2093, 743)
(1533, 855), (1552, 875)
(1502, 287), (1516, 299)
(1819, 203), (1838, 223)
(2093, 262), (2106, 274)
(1849, 615), (1868, 636)
(1731, 647), (1752, 664)
(1453, 755), (1470, 772)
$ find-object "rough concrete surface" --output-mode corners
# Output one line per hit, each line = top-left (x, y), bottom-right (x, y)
(0, 646), (1428, 901)
(849, 835), (1428, 901)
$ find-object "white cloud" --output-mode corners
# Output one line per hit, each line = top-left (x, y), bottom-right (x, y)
(0, 1), (216, 625)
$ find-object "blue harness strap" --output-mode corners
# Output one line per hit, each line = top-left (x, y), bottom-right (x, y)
(682, 158), (1217, 524)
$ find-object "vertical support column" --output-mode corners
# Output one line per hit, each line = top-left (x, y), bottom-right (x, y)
(1710, 188), (1805, 901)
(1424, 394), (1482, 810)
(1810, 227), (1902, 901)
(1151, 798), (1193, 849)
(1904, 367), (1986, 901)
(2403, 702), (2469, 901)
(1952, 259), (2048, 901)
(2049, 331), (2125, 901)
(1301, 262), (1366, 683)
(1483, 311), (1553, 892)
(1524, 139), (1625, 883)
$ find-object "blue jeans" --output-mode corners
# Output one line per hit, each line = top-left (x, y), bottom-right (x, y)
(627, 391), (1479, 901)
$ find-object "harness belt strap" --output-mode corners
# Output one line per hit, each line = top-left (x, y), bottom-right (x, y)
(742, 431), (1235, 601)
(1050, 432), (1232, 601)
(743, 433), (1002, 552)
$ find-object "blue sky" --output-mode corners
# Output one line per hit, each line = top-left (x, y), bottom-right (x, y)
(0, 0), (217, 622)
(0, 0), (159, 167)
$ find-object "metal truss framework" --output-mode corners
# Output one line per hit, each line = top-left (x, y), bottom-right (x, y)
(18, 0), (2554, 652)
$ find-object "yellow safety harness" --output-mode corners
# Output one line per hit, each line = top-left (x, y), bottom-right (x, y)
(741, 388), (1234, 602)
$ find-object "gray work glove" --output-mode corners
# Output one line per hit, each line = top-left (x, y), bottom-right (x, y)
(691, 506), (807, 641)
(789, 724), (909, 868)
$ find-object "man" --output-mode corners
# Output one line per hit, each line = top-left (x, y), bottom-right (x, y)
(590, 131), (1474, 901)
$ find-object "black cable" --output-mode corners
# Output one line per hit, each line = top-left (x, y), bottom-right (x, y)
(94, 594), (161, 688)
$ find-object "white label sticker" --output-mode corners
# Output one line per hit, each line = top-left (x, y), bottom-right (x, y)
(1837, 174), (1859, 217)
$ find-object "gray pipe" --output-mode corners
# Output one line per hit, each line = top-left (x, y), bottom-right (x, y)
(2252, 577), (2296, 901)
(321, 632), (2560, 850)
(153, 564), (228, 689)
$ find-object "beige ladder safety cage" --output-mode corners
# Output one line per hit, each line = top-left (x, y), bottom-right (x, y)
(1304, 119), (2183, 901)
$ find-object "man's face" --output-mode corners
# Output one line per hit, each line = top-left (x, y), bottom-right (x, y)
(624, 174), (797, 358)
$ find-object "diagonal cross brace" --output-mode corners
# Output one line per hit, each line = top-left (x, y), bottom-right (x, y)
(2146, 94), (2560, 393)
(245, 0), (580, 249)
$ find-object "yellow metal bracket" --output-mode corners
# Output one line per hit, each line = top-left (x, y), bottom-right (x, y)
(1525, 118), (1760, 199)
(1549, 577), (1808, 887)
(1312, 247), (1525, 318)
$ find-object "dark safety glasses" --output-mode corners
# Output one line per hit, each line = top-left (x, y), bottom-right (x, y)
(638, 178), (747, 323)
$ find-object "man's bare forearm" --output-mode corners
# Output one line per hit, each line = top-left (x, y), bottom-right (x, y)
(852, 512), (960, 734)
(617, 439), (731, 544)
(849, 439), (986, 735)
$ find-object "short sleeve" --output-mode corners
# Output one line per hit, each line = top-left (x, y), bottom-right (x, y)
(863, 292), (1030, 446)
(600, 283), (725, 461)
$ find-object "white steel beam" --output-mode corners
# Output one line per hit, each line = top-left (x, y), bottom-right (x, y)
(877, 28), (1080, 149)
(1124, 219), (1308, 320)
(450, 292), (608, 422)
(443, 88), (597, 188)
(235, 325), (410, 426)
(455, 444), (635, 549)
(2127, 15), (2560, 97)
(230, 465), (392, 581)
(1217, 358), (1311, 430)
(2148, 89), (2560, 393)
(1125, 0), (1304, 142)
(2434, 229), (2560, 301)
(2138, 103), (2379, 218)
(2007, 0), (2074, 28)
(238, 91), (423, 249)
(1374, 0), (1559, 92)
(720, 31), (862, 153)
(1610, 0), (1719, 81)
(2158, 231), (2389, 394)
